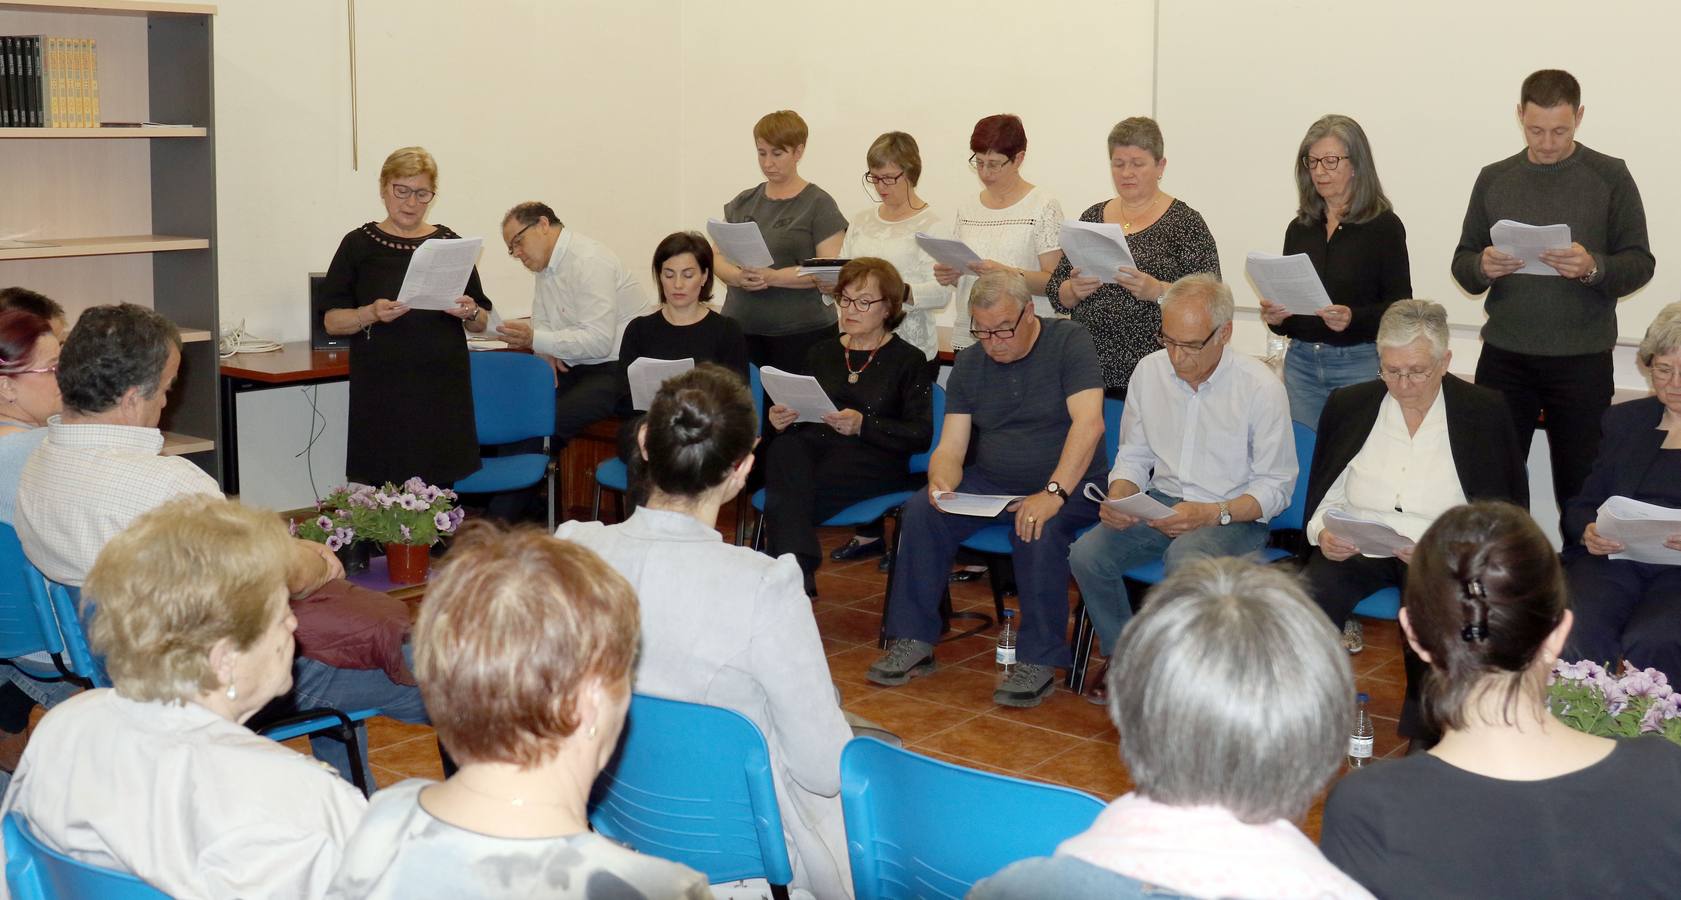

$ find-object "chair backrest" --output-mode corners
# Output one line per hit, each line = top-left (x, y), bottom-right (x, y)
(748, 364), (765, 431)
(467, 351), (557, 446)
(588, 694), (794, 887)
(1101, 397), (1125, 469)
(4, 812), (168, 900)
(840, 737), (1106, 900)
(1269, 420), (1316, 533)
(0, 524), (67, 665)
(908, 384), (946, 475)
(44, 581), (104, 688)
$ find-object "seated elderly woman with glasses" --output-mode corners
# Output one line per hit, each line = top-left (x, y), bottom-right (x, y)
(1562, 301), (1681, 682)
(764, 257), (933, 595)
(973, 558), (1373, 900)
(1299, 299), (1526, 746)
(0, 496), (367, 899)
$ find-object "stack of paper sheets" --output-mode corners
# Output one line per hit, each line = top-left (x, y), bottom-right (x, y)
(1597, 496), (1681, 565)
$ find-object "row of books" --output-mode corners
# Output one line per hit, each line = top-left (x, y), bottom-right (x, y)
(0, 35), (101, 129)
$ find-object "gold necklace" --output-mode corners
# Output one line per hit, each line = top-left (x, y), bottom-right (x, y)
(1119, 193), (1164, 233)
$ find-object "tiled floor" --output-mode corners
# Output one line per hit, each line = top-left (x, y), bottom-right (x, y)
(340, 525), (1410, 842)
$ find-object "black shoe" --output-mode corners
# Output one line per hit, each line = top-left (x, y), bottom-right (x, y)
(877, 551), (893, 572)
(949, 566), (987, 583)
(831, 536), (886, 562)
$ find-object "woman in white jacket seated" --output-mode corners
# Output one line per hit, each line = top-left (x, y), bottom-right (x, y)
(0, 495), (367, 900)
(556, 363), (855, 900)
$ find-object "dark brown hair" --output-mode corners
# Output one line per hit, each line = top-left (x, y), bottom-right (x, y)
(1521, 69), (1581, 110)
(836, 258), (907, 330)
(0, 310), (53, 376)
(643, 364), (756, 499)
(0, 287), (65, 323)
(1404, 502), (1568, 733)
(651, 231), (715, 304)
(970, 114), (1027, 159)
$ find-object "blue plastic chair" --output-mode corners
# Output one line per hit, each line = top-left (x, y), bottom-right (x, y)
(589, 694), (794, 899)
(1353, 586), (1401, 620)
(4, 811), (168, 900)
(0, 525), (81, 687)
(839, 737), (1106, 900)
(453, 351), (559, 529)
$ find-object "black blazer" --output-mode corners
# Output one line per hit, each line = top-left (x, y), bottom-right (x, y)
(1304, 375), (1529, 528)
(1563, 396), (1666, 558)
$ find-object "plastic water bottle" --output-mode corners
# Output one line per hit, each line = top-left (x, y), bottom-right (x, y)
(995, 610), (1017, 677)
(1349, 692), (1374, 768)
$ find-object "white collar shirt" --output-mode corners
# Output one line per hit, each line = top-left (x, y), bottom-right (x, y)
(1108, 348), (1297, 520)
(530, 229), (655, 366)
(1306, 390), (1466, 549)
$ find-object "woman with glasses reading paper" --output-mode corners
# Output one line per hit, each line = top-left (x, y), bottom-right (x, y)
(1260, 115), (1412, 427)
(320, 146), (492, 487)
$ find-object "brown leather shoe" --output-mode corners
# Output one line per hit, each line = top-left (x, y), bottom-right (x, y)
(1082, 661), (1110, 706)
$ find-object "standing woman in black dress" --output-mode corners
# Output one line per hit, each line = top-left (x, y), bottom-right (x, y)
(321, 146), (492, 487)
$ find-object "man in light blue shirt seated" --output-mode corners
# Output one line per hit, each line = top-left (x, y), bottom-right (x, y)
(1069, 274), (1297, 703)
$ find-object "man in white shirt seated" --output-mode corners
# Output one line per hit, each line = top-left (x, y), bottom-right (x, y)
(1069, 274), (1297, 703)
(14, 304), (429, 782)
(496, 201), (656, 444)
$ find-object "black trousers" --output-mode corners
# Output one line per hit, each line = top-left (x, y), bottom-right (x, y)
(1565, 553), (1681, 680)
(763, 428), (915, 569)
(1301, 550), (1433, 741)
(555, 361), (626, 446)
(745, 325), (836, 376)
(1474, 344), (1612, 524)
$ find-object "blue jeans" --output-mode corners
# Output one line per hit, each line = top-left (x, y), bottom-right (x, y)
(286, 647), (430, 783)
(1068, 490), (1270, 657)
(1283, 341), (1378, 427)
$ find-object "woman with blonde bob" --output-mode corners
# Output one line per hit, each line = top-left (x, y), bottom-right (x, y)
(0, 496), (367, 900)
(327, 521), (709, 899)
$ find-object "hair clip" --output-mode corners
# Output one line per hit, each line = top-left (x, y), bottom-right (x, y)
(1460, 577), (1490, 643)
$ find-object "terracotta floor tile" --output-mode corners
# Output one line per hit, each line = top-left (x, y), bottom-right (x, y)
(1352, 646), (1402, 679)
(369, 736), (446, 780)
(1358, 675), (1407, 721)
(1357, 617), (1406, 651)
(371, 764), (412, 790)
(813, 605), (889, 647)
(365, 716), (435, 751)
(811, 573), (884, 606)
(823, 636), (861, 657)
(1023, 740), (1131, 798)
(889, 665), (1008, 713)
(826, 645), (890, 688)
(841, 691), (983, 744)
(985, 691), (1117, 740)
(911, 715), (1085, 773)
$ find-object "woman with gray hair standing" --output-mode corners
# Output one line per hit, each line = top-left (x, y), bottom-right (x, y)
(1260, 115), (1412, 427)
(971, 557), (1373, 899)
(1561, 300), (1681, 682)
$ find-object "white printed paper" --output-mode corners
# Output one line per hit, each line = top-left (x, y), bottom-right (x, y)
(933, 492), (1025, 517)
(627, 357), (695, 411)
(1323, 510), (1416, 559)
(1490, 220), (1572, 277)
(1597, 496), (1681, 565)
(1082, 482), (1176, 520)
(706, 219), (775, 269)
(1059, 221), (1137, 284)
(1245, 252), (1334, 315)
(914, 232), (984, 271)
(395, 237), (484, 311)
(759, 365), (839, 423)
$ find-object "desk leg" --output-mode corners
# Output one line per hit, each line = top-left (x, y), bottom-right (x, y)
(220, 375), (241, 494)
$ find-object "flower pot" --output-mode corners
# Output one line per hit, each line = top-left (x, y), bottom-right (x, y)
(335, 539), (372, 576)
(385, 542), (431, 585)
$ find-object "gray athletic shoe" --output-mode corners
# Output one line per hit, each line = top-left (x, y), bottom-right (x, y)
(867, 639), (936, 686)
(994, 663), (1055, 708)
(1343, 619), (1365, 655)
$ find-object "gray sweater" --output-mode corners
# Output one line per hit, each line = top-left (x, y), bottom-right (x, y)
(1450, 143), (1654, 356)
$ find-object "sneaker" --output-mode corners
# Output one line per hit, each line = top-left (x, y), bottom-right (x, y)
(867, 639), (936, 686)
(994, 663), (1055, 708)
(1343, 619), (1365, 655)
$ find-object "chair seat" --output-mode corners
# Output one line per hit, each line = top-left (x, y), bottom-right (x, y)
(5, 652), (62, 682)
(1353, 586), (1401, 620)
(452, 454), (549, 494)
(1123, 546), (1291, 585)
(258, 707), (379, 743)
(749, 488), (916, 527)
(594, 457), (629, 493)
(960, 524), (1014, 556)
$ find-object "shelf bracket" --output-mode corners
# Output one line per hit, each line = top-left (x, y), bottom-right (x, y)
(348, 0), (359, 171)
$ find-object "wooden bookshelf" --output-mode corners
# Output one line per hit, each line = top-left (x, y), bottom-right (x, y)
(0, 235), (209, 260)
(0, 1), (213, 15)
(161, 431), (214, 456)
(0, 125), (204, 137)
(179, 328), (210, 343)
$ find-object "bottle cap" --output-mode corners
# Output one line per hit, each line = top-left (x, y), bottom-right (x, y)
(1356, 692), (1369, 703)
(1002, 609), (1015, 619)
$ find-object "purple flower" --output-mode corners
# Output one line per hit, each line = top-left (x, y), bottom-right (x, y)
(403, 476), (428, 494)
(334, 527), (354, 544)
(1641, 702), (1669, 733)
(288, 520), (299, 537)
(1620, 668), (1673, 701)
(448, 507), (465, 526)
(434, 511), (453, 532)
(325, 534), (344, 552)
(399, 524), (412, 543)
(316, 515), (333, 531)
(1554, 659), (1599, 683)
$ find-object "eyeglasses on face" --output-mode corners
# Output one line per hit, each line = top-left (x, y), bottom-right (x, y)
(1302, 155), (1346, 172)
(969, 304), (1029, 342)
(836, 293), (882, 310)
(505, 222), (536, 255)
(1156, 325), (1221, 353)
(968, 154), (1013, 173)
(2, 362), (55, 376)
(863, 171), (905, 186)
(389, 184), (437, 203)
(1377, 366), (1438, 384)
(1651, 363), (1681, 384)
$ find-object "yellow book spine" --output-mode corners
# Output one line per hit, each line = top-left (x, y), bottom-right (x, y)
(47, 38), (62, 128)
(87, 39), (99, 128)
(78, 39), (90, 128)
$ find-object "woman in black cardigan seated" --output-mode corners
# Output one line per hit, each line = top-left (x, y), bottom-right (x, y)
(1299, 299), (1527, 744)
(764, 258), (933, 596)
(1563, 301), (1681, 680)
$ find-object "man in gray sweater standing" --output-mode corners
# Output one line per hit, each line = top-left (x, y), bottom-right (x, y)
(1451, 69), (1655, 537)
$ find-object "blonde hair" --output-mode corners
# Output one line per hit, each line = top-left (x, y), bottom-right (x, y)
(753, 110), (808, 151)
(416, 521), (640, 768)
(379, 146), (439, 191)
(866, 131), (922, 185)
(86, 495), (292, 703)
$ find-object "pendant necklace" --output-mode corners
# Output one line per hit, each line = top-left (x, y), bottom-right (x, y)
(845, 335), (886, 384)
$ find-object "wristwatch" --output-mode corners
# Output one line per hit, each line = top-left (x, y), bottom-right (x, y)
(1045, 481), (1069, 500)
(1578, 265), (1600, 285)
(1217, 501), (1232, 526)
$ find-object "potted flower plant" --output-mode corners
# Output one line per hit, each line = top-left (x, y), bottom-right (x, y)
(342, 478), (465, 584)
(290, 486), (370, 575)
(1549, 659), (1681, 747)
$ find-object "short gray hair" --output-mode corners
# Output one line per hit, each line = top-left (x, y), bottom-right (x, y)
(1106, 557), (1353, 824)
(1638, 301), (1681, 368)
(1376, 299), (1449, 361)
(967, 269), (1031, 314)
(1161, 273), (1232, 329)
(1294, 114), (1392, 226)
(1107, 116), (1164, 160)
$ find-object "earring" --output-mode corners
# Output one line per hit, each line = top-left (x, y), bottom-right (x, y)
(225, 683), (237, 701)
(587, 724), (597, 740)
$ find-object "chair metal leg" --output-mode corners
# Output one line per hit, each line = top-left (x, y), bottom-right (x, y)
(878, 509), (901, 649)
(342, 719), (372, 798)
(753, 511), (766, 551)
(986, 560), (1009, 621)
(547, 466), (557, 531)
(770, 883), (791, 900)
(1067, 599), (1095, 692)
(590, 482), (603, 523)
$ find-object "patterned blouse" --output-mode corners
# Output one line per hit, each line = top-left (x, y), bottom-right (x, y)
(1047, 198), (1220, 390)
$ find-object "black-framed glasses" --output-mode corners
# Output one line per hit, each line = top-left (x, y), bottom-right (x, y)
(1301, 155), (1345, 172)
(505, 222), (536, 255)
(968, 154), (1012, 173)
(863, 171), (905, 186)
(970, 304), (1029, 342)
(836, 292), (883, 310)
(389, 184), (437, 203)
(1157, 325), (1221, 352)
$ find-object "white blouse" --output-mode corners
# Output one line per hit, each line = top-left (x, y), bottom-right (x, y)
(835, 204), (946, 361)
(949, 186), (1065, 350)
(1306, 391), (1467, 548)
(0, 689), (367, 900)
